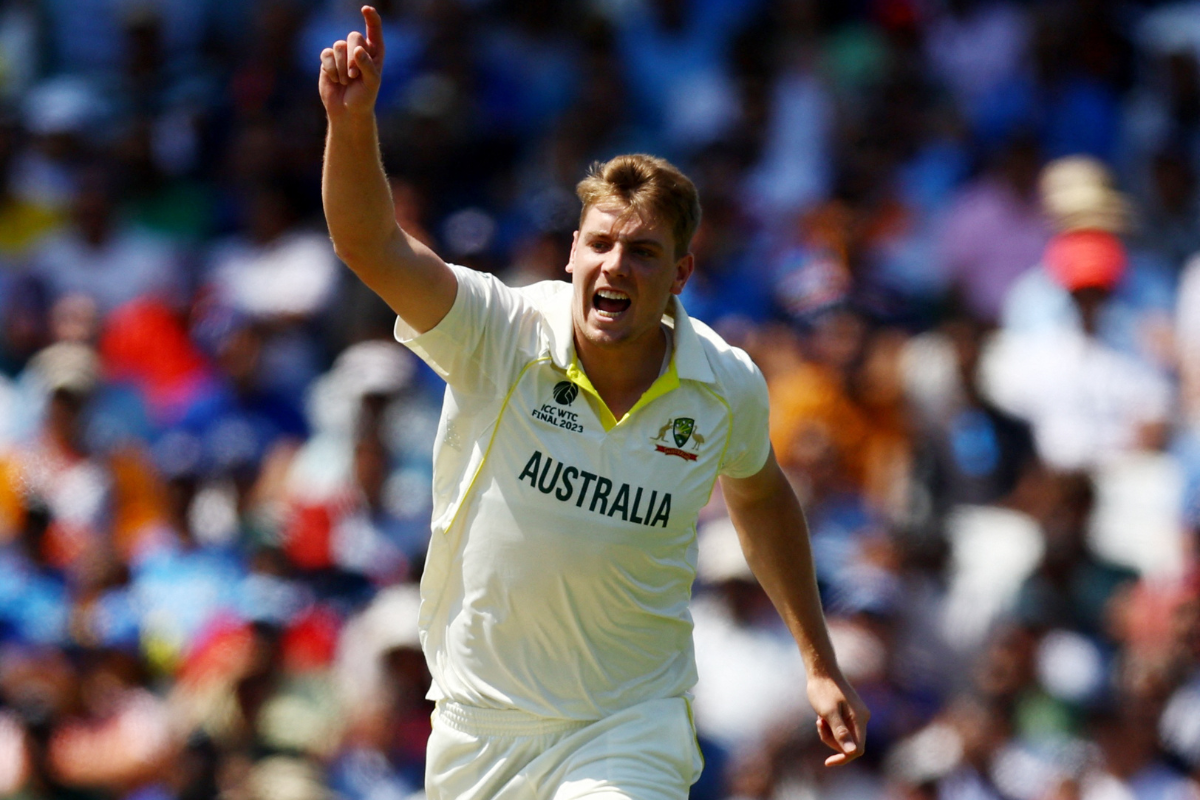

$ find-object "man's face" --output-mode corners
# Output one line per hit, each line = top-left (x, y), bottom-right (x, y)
(566, 204), (693, 352)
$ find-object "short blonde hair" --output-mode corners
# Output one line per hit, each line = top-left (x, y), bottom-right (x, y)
(576, 154), (702, 259)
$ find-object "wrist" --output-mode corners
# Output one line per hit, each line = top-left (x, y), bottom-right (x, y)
(326, 104), (379, 128)
(801, 646), (843, 682)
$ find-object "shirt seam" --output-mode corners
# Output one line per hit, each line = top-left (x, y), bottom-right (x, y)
(440, 355), (552, 535)
(399, 265), (534, 399)
(698, 382), (736, 489)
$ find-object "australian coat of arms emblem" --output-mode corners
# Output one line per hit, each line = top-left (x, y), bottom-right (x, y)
(652, 417), (705, 460)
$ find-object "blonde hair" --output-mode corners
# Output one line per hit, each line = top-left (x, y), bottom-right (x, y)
(576, 154), (702, 258)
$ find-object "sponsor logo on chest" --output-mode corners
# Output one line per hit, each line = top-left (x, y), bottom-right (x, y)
(530, 380), (584, 433)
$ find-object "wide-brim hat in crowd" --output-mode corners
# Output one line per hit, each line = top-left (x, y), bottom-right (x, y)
(306, 340), (416, 436)
(697, 516), (755, 584)
(29, 341), (100, 396)
(248, 756), (332, 800)
(1039, 155), (1132, 234)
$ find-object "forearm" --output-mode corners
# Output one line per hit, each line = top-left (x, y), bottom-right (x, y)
(322, 110), (398, 269)
(722, 455), (869, 764)
(721, 466), (840, 677)
(321, 113), (456, 328)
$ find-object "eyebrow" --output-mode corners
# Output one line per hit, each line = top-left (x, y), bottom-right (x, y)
(624, 237), (664, 250)
(585, 231), (666, 251)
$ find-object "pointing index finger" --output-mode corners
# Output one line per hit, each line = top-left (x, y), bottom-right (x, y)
(362, 6), (385, 60)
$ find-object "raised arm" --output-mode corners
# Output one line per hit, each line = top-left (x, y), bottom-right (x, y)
(719, 449), (870, 767)
(319, 6), (456, 333)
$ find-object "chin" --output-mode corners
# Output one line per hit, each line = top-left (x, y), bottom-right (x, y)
(581, 326), (629, 347)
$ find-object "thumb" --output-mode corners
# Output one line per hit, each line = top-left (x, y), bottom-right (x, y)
(827, 704), (858, 754)
(352, 44), (380, 82)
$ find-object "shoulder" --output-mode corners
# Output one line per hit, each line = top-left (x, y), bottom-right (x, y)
(432, 267), (572, 363)
(683, 314), (773, 477)
(690, 316), (762, 380)
(452, 266), (570, 312)
(513, 276), (573, 310)
(687, 316), (768, 404)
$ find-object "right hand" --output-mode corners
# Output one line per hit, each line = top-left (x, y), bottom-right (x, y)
(807, 671), (870, 767)
(319, 6), (385, 117)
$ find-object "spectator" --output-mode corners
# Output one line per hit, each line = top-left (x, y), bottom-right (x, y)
(1013, 471), (1138, 640)
(907, 316), (1039, 530)
(937, 134), (1051, 323)
(204, 178), (340, 396)
(981, 230), (1172, 470)
(1003, 155), (1175, 369)
(32, 165), (184, 314)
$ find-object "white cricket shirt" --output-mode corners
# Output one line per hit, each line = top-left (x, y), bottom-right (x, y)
(396, 264), (771, 720)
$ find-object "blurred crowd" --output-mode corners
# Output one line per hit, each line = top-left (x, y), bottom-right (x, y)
(6, 0), (1200, 798)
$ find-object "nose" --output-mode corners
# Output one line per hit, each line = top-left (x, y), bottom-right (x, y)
(602, 243), (633, 278)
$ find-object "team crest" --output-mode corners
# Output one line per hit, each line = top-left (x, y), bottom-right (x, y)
(672, 417), (695, 448)
(652, 417), (705, 461)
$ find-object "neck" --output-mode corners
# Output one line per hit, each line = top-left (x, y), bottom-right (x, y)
(574, 325), (668, 421)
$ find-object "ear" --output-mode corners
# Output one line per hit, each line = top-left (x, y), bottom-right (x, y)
(566, 230), (579, 274)
(670, 253), (695, 295)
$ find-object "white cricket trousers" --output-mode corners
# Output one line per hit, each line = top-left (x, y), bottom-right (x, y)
(425, 696), (704, 800)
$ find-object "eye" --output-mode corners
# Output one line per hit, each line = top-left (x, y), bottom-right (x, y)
(589, 240), (611, 252)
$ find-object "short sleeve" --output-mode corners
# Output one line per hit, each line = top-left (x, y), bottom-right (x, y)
(718, 349), (772, 479)
(394, 264), (543, 399)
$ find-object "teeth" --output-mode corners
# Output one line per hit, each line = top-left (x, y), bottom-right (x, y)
(597, 289), (629, 300)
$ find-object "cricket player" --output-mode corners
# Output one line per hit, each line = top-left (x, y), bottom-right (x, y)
(320, 8), (868, 798)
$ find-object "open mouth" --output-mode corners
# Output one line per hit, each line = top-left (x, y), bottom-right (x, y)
(593, 289), (631, 318)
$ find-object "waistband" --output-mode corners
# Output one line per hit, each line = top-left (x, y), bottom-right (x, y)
(433, 700), (594, 738)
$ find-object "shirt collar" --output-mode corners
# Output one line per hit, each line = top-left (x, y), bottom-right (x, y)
(544, 286), (715, 385)
(668, 295), (716, 384)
